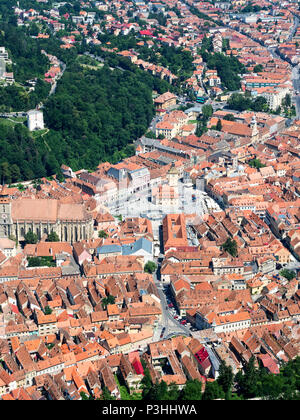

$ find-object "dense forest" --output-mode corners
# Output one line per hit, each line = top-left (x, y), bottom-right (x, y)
(0, 21), (51, 111)
(43, 61), (155, 170)
(0, 121), (59, 184)
(0, 1), (177, 182)
(0, 55), (164, 182)
(0, 80), (50, 113)
(0, 23), (49, 84)
(0, 0), (250, 183)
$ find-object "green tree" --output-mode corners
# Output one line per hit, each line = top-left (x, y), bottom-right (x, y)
(223, 114), (235, 121)
(80, 391), (90, 400)
(202, 104), (213, 120)
(202, 381), (225, 400)
(101, 295), (116, 310)
(216, 118), (222, 131)
(280, 269), (296, 281)
(228, 93), (251, 111)
(254, 64), (263, 73)
(98, 230), (108, 239)
(248, 158), (265, 169)
(100, 386), (116, 400)
(180, 379), (203, 400)
(251, 96), (268, 112)
(283, 93), (291, 108)
(141, 366), (153, 399)
(144, 380), (170, 400)
(221, 238), (238, 257)
(144, 261), (157, 274)
(47, 231), (60, 242)
(27, 256), (56, 267)
(44, 306), (53, 315)
(24, 230), (38, 244)
(165, 382), (180, 400)
(235, 356), (259, 399)
(217, 361), (234, 398)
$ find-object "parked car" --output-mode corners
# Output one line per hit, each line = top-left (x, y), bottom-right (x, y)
(160, 327), (166, 338)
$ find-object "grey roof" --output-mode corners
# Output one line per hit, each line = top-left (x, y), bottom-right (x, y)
(140, 137), (189, 156)
(185, 106), (202, 113)
(129, 167), (149, 180)
(56, 254), (80, 276)
(154, 155), (175, 165)
(206, 347), (221, 371)
(97, 244), (122, 254)
(107, 167), (127, 181)
(216, 140), (230, 150)
(122, 237), (152, 256)
(140, 136), (157, 146)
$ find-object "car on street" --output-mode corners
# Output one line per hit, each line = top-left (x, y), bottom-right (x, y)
(160, 327), (166, 338)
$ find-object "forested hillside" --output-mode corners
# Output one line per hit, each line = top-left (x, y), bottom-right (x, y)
(0, 23), (49, 83)
(43, 61), (156, 170)
(0, 55), (166, 182)
(0, 22), (51, 112)
(0, 122), (56, 184)
(0, 0), (177, 182)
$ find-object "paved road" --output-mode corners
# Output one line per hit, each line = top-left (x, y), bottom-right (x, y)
(288, 16), (299, 41)
(292, 64), (300, 118)
(152, 265), (192, 340)
(48, 59), (66, 97)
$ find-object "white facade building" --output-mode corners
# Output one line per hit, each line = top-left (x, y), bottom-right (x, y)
(27, 110), (45, 131)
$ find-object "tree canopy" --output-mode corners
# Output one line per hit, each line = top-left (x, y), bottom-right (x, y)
(280, 269), (296, 281)
(221, 238), (238, 257)
(228, 93), (269, 112)
(43, 61), (155, 171)
(101, 295), (116, 310)
(202, 53), (245, 91)
(144, 261), (157, 274)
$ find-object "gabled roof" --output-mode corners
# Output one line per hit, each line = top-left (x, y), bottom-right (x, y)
(122, 237), (152, 256)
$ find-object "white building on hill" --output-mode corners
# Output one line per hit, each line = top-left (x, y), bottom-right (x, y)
(27, 110), (45, 131)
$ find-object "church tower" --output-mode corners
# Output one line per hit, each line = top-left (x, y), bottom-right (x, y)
(0, 195), (12, 238)
(167, 163), (179, 188)
(250, 115), (259, 143)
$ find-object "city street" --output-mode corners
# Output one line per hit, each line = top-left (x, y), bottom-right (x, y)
(152, 277), (192, 340)
(292, 64), (300, 118)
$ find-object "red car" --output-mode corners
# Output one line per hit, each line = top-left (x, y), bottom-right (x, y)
(180, 320), (187, 325)
(174, 315), (178, 319)
(168, 303), (173, 308)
